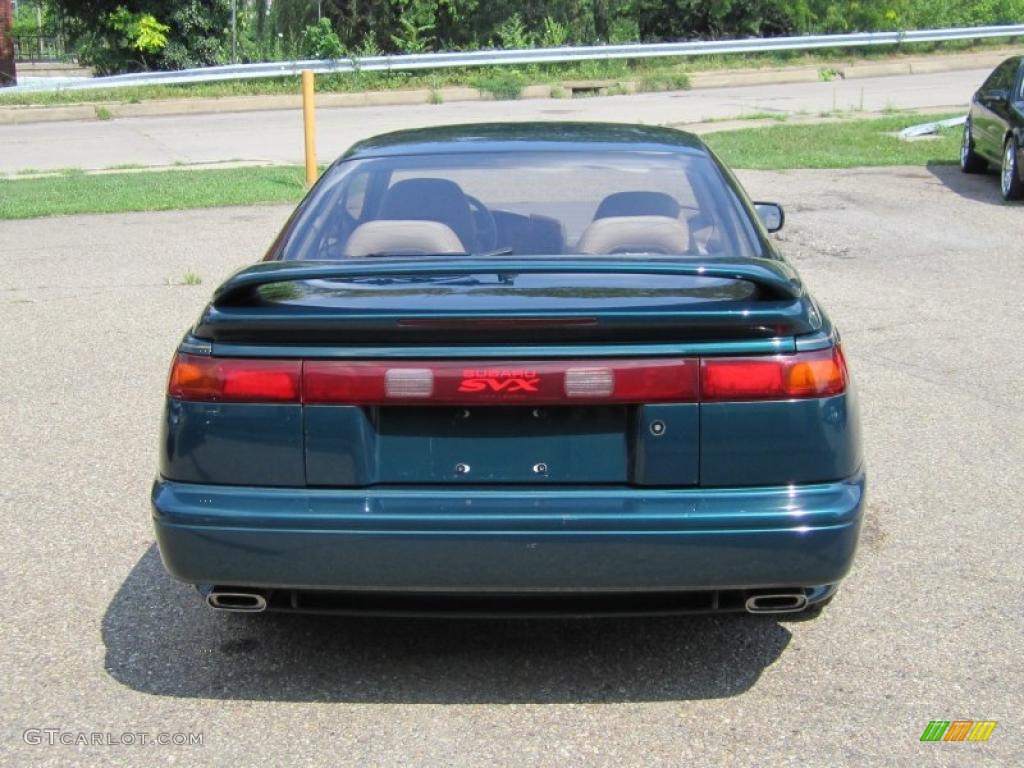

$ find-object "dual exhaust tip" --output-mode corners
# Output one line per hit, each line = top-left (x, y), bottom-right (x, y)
(205, 588), (810, 614)
(206, 590), (267, 613)
(744, 592), (809, 614)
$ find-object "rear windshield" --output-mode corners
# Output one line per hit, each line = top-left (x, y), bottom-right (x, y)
(280, 150), (763, 261)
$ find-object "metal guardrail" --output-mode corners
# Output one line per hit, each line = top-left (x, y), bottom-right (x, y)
(7, 23), (1024, 92)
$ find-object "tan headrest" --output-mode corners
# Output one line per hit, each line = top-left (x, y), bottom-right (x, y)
(343, 220), (466, 258)
(576, 215), (690, 255)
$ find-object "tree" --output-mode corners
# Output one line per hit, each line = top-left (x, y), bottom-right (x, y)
(49, 0), (1024, 72)
(53, 0), (232, 73)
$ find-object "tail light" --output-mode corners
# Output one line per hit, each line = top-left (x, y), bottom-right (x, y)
(168, 353), (301, 402)
(700, 346), (847, 401)
(167, 348), (846, 404)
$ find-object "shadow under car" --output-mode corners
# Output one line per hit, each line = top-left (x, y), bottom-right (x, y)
(102, 545), (796, 704)
(927, 161), (1023, 205)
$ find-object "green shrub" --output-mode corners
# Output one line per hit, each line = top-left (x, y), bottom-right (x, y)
(301, 18), (344, 59)
(495, 14), (532, 49)
(639, 73), (692, 92)
(540, 16), (570, 48)
(62, 0), (233, 74)
(390, 17), (436, 54)
(472, 69), (525, 100)
(608, 18), (641, 44)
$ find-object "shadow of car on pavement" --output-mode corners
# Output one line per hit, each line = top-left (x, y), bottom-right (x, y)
(926, 161), (1022, 205)
(102, 545), (795, 704)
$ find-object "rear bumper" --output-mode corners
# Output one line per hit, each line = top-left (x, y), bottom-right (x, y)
(152, 473), (865, 593)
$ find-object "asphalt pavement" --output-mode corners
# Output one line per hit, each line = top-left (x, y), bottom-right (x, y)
(0, 164), (1021, 767)
(0, 67), (991, 173)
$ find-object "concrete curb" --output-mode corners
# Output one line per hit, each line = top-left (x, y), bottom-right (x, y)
(0, 47), (1017, 126)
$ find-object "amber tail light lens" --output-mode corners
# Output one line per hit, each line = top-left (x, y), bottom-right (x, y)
(168, 353), (301, 402)
(700, 346), (847, 401)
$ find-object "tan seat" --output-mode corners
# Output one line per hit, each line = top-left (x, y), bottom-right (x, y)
(575, 215), (690, 255)
(343, 220), (466, 258)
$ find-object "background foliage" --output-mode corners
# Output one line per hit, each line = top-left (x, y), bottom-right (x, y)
(27, 0), (1024, 73)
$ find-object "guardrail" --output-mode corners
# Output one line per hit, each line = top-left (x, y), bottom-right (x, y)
(7, 23), (1024, 92)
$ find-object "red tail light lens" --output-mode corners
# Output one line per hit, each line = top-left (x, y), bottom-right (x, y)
(303, 359), (700, 405)
(168, 353), (301, 402)
(168, 348), (847, 405)
(701, 347), (847, 401)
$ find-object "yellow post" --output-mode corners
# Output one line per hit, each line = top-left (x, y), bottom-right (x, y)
(301, 70), (317, 186)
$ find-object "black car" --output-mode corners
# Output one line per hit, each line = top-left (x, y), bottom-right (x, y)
(961, 55), (1024, 200)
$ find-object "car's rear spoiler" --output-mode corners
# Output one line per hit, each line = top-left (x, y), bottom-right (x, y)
(196, 257), (813, 344)
(212, 257), (804, 305)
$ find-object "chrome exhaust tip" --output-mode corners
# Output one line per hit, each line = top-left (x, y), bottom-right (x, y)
(206, 590), (268, 613)
(744, 593), (809, 614)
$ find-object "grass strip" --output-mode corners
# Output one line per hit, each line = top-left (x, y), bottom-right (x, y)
(0, 165), (308, 219)
(706, 113), (961, 170)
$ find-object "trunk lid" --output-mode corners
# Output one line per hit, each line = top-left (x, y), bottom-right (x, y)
(182, 258), (821, 488)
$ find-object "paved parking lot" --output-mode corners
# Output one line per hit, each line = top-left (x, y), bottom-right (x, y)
(0, 164), (1021, 767)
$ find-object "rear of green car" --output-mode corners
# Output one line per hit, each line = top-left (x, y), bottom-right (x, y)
(152, 124), (864, 616)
